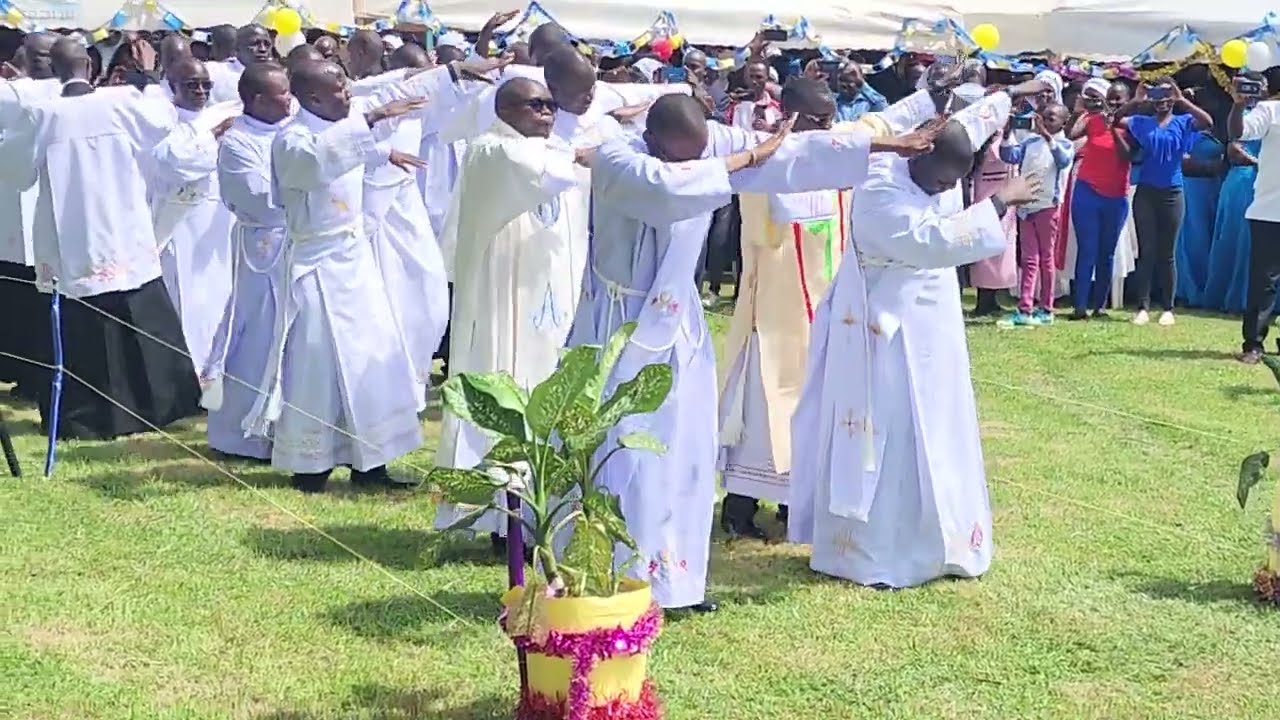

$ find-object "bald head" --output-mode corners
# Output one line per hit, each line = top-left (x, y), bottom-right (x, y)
(235, 24), (273, 67)
(528, 23), (570, 66)
(239, 61), (292, 124)
(312, 35), (338, 60)
(159, 33), (192, 75)
(543, 45), (595, 115)
(781, 77), (834, 115)
(285, 43), (325, 73)
(347, 29), (384, 77)
(50, 36), (90, 83)
(168, 57), (210, 111)
(496, 77), (556, 138)
(643, 94), (710, 162)
(210, 24), (236, 61)
(389, 43), (430, 71)
(908, 119), (976, 195)
(22, 32), (57, 79)
(435, 45), (466, 65)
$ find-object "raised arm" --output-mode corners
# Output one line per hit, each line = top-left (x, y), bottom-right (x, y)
(853, 165), (1012, 269)
(1232, 99), (1280, 143)
(0, 106), (41, 189)
(591, 139), (733, 226)
(272, 114), (385, 192)
(150, 122), (220, 186)
(729, 129), (872, 194)
(122, 92), (179, 154)
(454, 135), (579, 231)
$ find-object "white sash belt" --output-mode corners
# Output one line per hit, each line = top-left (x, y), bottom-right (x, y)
(591, 264), (645, 340)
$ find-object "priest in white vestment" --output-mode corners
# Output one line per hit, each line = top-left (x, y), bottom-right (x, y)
(148, 58), (241, 381)
(0, 33), (61, 397)
(571, 94), (939, 611)
(205, 62), (296, 462)
(431, 78), (596, 534)
(718, 81), (942, 539)
(2, 39), (201, 440)
(256, 60), (458, 492)
(788, 85), (1046, 588)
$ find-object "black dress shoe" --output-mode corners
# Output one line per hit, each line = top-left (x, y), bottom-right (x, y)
(676, 598), (719, 613)
(351, 465), (416, 489)
(292, 470), (332, 493)
(775, 504), (789, 524)
(1067, 309), (1089, 321)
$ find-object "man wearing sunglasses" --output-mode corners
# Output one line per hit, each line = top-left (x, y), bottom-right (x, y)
(148, 57), (240, 393)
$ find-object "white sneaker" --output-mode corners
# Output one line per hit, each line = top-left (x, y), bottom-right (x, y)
(1132, 310), (1150, 326)
(1158, 311), (1175, 326)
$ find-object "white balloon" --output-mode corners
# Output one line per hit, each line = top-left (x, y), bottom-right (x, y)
(1246, 41), (1273, 72)
(275, 31), (306, 57)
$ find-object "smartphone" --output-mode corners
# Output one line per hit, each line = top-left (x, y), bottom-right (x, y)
(1146, 85), (1171, 100)
(1082, 95), (1105, 112)
(818, 59), (843, 76)
(1010, 114), (1034, 131)
(753, 104), (768, 119)
(1237, 78), (1264, 97)
(759, 28), (789, 42)
(665, 65), (688, 83)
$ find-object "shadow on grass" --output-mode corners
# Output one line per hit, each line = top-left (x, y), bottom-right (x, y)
(70, 459), (290, 501)
(1120, 572), (1264, 609)
(700, 508), (824, 611)
(1220, 384), (1276, 400)
(259, 683), (511, 719)
(327, 591), (501, 645)
(245, 524), (505, 570)
(1082, 347), (1240, 362)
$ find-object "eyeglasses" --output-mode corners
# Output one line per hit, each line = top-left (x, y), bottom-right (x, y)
(182, 80), (213, 91)
(524, 97), (559, 113)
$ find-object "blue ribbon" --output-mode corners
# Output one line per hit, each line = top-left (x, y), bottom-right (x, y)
(43, 290), (62, 478)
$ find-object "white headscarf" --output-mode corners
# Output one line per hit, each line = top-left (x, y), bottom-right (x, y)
(1035, 69), (1064, 104)
(1083, 77), (1110, 97)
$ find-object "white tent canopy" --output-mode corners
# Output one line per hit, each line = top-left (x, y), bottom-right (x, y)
(363, 0), (1280, 57)
(7, 1), (1280, 57)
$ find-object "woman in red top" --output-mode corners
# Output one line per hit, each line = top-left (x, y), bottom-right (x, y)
(1066, 80), (1133, 319)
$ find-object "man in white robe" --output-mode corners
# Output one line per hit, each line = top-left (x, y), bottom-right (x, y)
(572, 94), (938, 611)
(148, 57), (241, 382)
(788, 84), (1046, 588)
(207, 25), (272, 104)
(0, 33), (61, 399)
(205, 62), (296, 463)
(258, 60), (466, 492)
(431, 77), (592, 534)
(2, 38), (200, 440)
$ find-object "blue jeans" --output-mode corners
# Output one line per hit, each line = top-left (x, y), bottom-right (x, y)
(1070, 180), (1130, 312)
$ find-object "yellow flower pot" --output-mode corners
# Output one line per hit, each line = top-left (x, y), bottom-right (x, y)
(501, 579), (656, 707)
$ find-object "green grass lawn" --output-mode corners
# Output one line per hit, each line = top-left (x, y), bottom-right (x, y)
(3, 306), (1279, 719)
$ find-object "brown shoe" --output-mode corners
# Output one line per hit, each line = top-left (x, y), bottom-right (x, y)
(1239, 349), (1263, 365)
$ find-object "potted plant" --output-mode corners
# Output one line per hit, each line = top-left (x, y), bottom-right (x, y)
(428, 322), (673, 718)
(1235, 358), (1280, 606)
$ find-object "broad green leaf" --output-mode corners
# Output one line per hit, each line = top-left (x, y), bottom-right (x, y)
(441, 374), (527, 440)
(583, 322), (637, 407)
(485, 438), (530, 465)
(583, 488), (637, 552)
(439, 505), (492, 534)
(1238, 451), (1270, 508)
(617, 431), (667, 455)
(1262, 355), (1280, 390)
(598, 363), (674, 427)
(526, 345), (598, 440)
(563, 510), (616, 596)
(540, 451), (579, 499)
(465, 372), (529, 413)
(427, 467), (503, 506)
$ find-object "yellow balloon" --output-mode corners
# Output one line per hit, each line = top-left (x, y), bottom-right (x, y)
(273, 8), (303, 36)
(261, 7), (280, 28)
(1221, 38), (1248, 69)
(668, 33), (684, 49)
(971, 23), (999, 51)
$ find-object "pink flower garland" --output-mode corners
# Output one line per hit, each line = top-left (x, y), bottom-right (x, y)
(503, 602), (664, 720)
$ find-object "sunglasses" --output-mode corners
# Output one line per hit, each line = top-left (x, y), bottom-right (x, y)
(802, 113), (834, 128)
(182, 80), (214, 91)
(524, 97), (559, 113)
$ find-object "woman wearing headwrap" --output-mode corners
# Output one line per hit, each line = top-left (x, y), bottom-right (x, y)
(1205, 75), (1268, 312)
(1174, 92), (1224, 307)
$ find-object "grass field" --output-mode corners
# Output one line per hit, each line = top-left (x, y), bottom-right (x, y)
(3, 305), (1280, 719)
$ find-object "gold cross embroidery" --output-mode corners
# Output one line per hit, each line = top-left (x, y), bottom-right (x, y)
(868, 321), (883, 336)
(830, 528), (858, 556)
(331, 196), (350, 213)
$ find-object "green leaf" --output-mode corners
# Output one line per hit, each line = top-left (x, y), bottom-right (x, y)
(441, 374), (527, 440)
(562, 521), (613, 596)
(598, 363), (674, 426)
(583, 322), (637, 407)
(617, 431), (666, 455)
(583, 488), (637, 552)
(465, 372), (529, 413)
(427, 467), (504, 506)
(526, 345), (599, 440)
(484, 438), (529, 465)
(1238, 451), (1270, 508)
(439, 505), (491, 534)
(1261, 355), (1280, 390)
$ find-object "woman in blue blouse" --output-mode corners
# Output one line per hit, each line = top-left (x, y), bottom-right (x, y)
(1115, 78), (1214, 325)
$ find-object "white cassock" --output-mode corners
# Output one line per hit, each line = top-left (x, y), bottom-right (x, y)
(572, 123), (878, 608)
(430, 120), (584, 533)
(148, 100), (241, 379)
(207, 59), (244, 104)
(350, 67), (466, 390)
(258, 102), (431, 474)
(789, 93), (1016, 588)
(204, 112), (293, 460)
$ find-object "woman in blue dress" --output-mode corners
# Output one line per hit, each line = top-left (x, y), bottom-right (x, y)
(1205, 85), (1266, 313)
(1174, 130), (1224, 306)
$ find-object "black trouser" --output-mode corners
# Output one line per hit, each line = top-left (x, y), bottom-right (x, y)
(435, 283), (452, 371)
(702, 196), (741, 297)
(1242, 220), (1280, 352)
(1131, 184), (1184, 312)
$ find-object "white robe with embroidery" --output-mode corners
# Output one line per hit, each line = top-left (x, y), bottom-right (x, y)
(789, 151), (1007, 588)
(0, 77), (61, 268)
(149, 101), (241, 378)
(257, 109), (422, 473)
(431, 121), (583, 533)
(572, 123), (877, 608)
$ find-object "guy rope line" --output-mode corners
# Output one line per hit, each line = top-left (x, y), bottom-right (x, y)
(0, 348), (486, 632)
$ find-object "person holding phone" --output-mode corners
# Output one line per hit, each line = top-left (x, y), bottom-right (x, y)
(1114, 77), (1213, 326)
(1205, 74), (1266, 314)
(1227, 74), (1280, 362)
